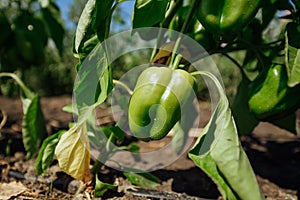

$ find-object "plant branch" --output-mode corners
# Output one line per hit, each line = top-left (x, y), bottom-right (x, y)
(169, 0), (200, 69)
(0, 110), (7, 130)
(0, 72), (35, 99)
(222, 53), (250, 81)
(161, 0), (183, 28)
(113, 79), (133, 95)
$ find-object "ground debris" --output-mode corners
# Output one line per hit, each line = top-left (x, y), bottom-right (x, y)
(0, 181), (27, 200)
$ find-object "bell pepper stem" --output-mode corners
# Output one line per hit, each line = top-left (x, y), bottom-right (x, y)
(113, 79), (133, 95)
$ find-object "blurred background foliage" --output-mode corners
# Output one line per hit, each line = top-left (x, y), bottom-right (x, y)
(0, 0), (138, 97)
(0, 0), (256, 102)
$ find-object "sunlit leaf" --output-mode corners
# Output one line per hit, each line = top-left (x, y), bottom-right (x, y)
(55, 122), (91, 182)
(188, 71), (264, 200)
(74, 0), (96, 53)
(74, 43), (111, 107)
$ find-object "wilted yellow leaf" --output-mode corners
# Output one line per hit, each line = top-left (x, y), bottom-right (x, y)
(55, 122), (91, 182)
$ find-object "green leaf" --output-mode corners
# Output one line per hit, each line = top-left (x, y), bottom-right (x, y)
(132, 0), (170, 28)
(92, 0), (115, 42)
(77, 34), (100, 60)
(74, 43), (112, 107)
(36, 130), (65, 175)
(171, 122), (187, 154)
(74, 0), (96, 53)
(21, 94), (47, 159)
(94, 174), (117, 197)
(95, 65), (113, 104)
(74, 0), (114, 56)
(41, 2), (65, 55)
(0, 73), (46, 159)
(285, 31), (300, 87)
(188, 71), (264, 200)
(127, 142), (140, 153)
(123, 171), (161, 188)
(110, 125), (125, 141)
(232, 75), (259, 135)
(62, 104), (78, 115)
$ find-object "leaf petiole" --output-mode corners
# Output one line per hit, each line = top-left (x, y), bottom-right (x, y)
(113, 79), (133, 95)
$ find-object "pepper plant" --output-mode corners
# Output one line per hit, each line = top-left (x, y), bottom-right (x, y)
(31, 0), (300, 199)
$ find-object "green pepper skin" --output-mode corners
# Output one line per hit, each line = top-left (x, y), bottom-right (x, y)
(128, 67), (196, 141)
(248, 64), (300, 120)
(196, 0), (261, 36)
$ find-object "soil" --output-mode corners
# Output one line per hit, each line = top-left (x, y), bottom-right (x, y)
(0, 95), (299, 200)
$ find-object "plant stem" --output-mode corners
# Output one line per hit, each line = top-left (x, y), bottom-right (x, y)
(0, 110), (7, 130)
(91, 160), (103, 175)
(237, 37), (265, 68)
(150, 0), (184, 63)
(113, 79), (133, 95)
(0, 72), (35, 99)
(222, 53), (250, 81)
(168, 0), (200, 69)
(106, 132), (114, 152)
(150, 27), (164, 62)
(162, 0), (183, 28)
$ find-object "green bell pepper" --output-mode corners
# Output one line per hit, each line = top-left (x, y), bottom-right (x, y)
(248, 64), (300, 120)
(128, 67), (196, 141)
(196, 0), (261, 36)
